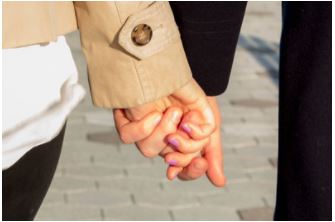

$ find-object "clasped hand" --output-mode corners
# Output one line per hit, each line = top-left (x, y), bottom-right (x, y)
(113, 79), (226, 187)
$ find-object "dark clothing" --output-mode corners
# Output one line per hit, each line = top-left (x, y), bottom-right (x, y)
(3, 125), (66, 221)
(172, 2), (332, 220)
(275, 2), (332, 220)
(170, 2), (247, 96)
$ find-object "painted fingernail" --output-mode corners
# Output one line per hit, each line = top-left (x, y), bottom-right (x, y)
(181, 123), (192, 133)
(168, 138), (179, 150)
(167, 159), (177, 166)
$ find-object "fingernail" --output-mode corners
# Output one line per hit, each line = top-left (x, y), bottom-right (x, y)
(167, 159), (177, 166)
(168, 138), (179, 150)
(181, 123), (192, 134)
(153, 115), (162, 126)
(172, 111), (181, 124)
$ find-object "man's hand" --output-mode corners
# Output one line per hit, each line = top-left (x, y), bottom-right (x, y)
(114, 89), (226, 187)
(114, 79), (215, 158)
(164, 97), (226, 187)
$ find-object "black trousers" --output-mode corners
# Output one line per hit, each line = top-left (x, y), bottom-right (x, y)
(172, 2), (331, 220)
(274, 2), (332, 220)
(2, 125), (66, 221)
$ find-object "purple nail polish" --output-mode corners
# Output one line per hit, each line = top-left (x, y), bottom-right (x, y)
(167, 159), (177, 166)
(181, 124), (192, 134)
(168, 138), (179, 149)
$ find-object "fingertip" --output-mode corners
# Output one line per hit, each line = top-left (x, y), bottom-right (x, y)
(181, 123), (192, 134)
(206, 161), (226, 187)
(166, 158), (178, 166)
(167, 170), (174, 181)
(167, 166), (182, 180)
(213, 175), (227, 188)
(166, 137), (180, 151)
(164, 152), (173, 162)
(180, 122), (210, 140)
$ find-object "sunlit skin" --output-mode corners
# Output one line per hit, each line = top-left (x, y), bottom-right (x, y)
(166, 97), (226, 186)
(114, 79), (214, 159)
(113, 80), (225, 187)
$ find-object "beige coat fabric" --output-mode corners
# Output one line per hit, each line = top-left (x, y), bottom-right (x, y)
(3, 1), (193, 108)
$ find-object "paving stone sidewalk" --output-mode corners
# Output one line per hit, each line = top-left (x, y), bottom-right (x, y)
(36, 2), (282, 221)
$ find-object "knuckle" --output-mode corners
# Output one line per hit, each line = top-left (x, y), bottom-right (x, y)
(138, 123), (151, 136)
(119, 131), (131, 144)
(160, 123), (175, 136)
(140, 147), (158, 158)
(189, 141), (201, 151)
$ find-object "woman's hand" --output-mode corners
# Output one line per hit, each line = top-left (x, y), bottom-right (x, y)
(114, 92), (226, 187)
(164, 97), (226, 187)
(113, 79), (215, 158)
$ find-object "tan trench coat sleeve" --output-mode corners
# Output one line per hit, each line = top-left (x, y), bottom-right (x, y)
(74, 2), (193, 108)
(3, 2), (77, 48)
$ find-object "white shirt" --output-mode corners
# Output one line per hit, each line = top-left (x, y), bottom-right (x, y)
(2, 36), (86, 170)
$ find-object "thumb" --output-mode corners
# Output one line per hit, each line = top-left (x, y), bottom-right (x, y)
(204, 137), (226, 187)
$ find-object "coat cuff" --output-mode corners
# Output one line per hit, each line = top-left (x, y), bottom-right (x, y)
(75, 2), (193, 109)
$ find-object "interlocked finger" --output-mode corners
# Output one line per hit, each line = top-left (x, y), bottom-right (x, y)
(136, 107), (182, 158)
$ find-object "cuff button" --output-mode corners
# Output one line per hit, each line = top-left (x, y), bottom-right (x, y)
(131, 24), (153, 46)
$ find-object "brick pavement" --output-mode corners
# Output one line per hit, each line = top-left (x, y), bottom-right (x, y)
(35, 2), (281, 221)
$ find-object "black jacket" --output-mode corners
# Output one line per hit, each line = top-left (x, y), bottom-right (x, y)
(170, 2), (246, 96)
(172, 2), (332, 220)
